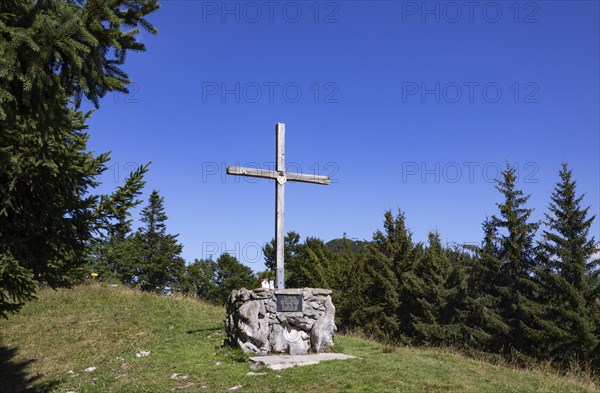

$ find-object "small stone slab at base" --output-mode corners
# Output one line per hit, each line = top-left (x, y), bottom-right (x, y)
(249, 353), (359, 371)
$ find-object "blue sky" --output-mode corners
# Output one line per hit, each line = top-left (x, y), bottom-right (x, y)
(85, 1), (600, 270)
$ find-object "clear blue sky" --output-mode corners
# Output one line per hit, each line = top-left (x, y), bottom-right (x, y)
(85, 1), (600, 271)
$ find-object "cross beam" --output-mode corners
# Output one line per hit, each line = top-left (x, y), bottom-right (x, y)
(226, 166), (331, 185)
(226, 123), (330, 289)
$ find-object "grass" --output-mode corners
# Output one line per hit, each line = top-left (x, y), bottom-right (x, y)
(0, 284), (597, 393)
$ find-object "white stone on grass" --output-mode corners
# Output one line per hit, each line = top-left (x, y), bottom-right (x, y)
(135, 350), (151, 357)
(249, 353), (359, 371)
(84, 367), (96, 372)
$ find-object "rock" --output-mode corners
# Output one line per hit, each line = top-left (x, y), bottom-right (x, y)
(238, 301), (260, 325)
(275, 314), (287, 324)
(84, 366), (96, 372)
(265, 299), (277, 313)
(311, 288), (332, 295)
(288, 336), (310, 355)
(228, 385), (242, 391)
(135, 351), (151, 357)
(251, 290), (273, 300)
(309, 301), (325, 310)
(224, 287), (337, 355)
(287, 314), (316, 330)
(250, 353), (358, 370)
(269, 324), (289, 353)
(311, 296), (336, 353)
(238, 339), (260, 354)
(171, 373), (189, 380)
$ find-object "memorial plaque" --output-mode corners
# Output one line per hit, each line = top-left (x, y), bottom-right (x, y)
(276, 294), (303, 312)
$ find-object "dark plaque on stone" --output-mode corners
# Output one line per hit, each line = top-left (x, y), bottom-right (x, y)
(276, 294), (303, 312)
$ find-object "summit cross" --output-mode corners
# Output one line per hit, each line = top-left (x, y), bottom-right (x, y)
(226, 123), (330, 289)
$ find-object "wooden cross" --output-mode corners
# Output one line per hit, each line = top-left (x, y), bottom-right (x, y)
(227, 123), (330, 289)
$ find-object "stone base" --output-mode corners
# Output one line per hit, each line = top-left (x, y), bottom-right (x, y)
(224, 288), (336, 355)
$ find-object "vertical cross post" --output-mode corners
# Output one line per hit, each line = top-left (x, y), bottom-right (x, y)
(275, 123), (285, 289)
(226, 123), (330, 290)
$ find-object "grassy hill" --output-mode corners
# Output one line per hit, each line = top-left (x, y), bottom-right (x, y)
(0, 285), (596, 393)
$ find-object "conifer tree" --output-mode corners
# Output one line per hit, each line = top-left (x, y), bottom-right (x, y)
(262, 231), (302, 276)
(464, 218), (511, 351)
(286, 237), (343, 289)
(360, 210), (418, 339)
(136, 190), (185, 293)
(334, 236), (370, 331)
(491, 164), (545, 356)
(538, 163), (599, 367)
(406, 232), (459, 344)
(442, 245), (472, 344)
(0, 0), (159, 317)
(213, 253), (256, 304)
(88, 164), (150, 283)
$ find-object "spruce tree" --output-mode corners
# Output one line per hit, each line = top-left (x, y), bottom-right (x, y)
(442, 245), (472, 345)
(406, 231), (462, 345)
(334, 236), (370, 332)
(136, 190), (185, 293)
(491, 164), (545, 357)
(464, 218), (511, 352)
(88, 164), (150, 283)
(286, 237), (343, 289)
(360, 210), (418, 340)
(538, 163), (599, 367)
(0, 0), (159, 317)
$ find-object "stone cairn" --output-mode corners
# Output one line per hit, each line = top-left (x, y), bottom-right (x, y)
(224, 288), (336, 355)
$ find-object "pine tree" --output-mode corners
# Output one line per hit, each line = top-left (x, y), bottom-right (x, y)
(136, 190), (185, 293)
(0, 0), (159, 317)
(538, 163), (600, 367)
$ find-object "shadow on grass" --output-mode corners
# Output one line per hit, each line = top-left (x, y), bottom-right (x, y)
(186, 326), (222, 335)
(0, 346), (61, 393)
